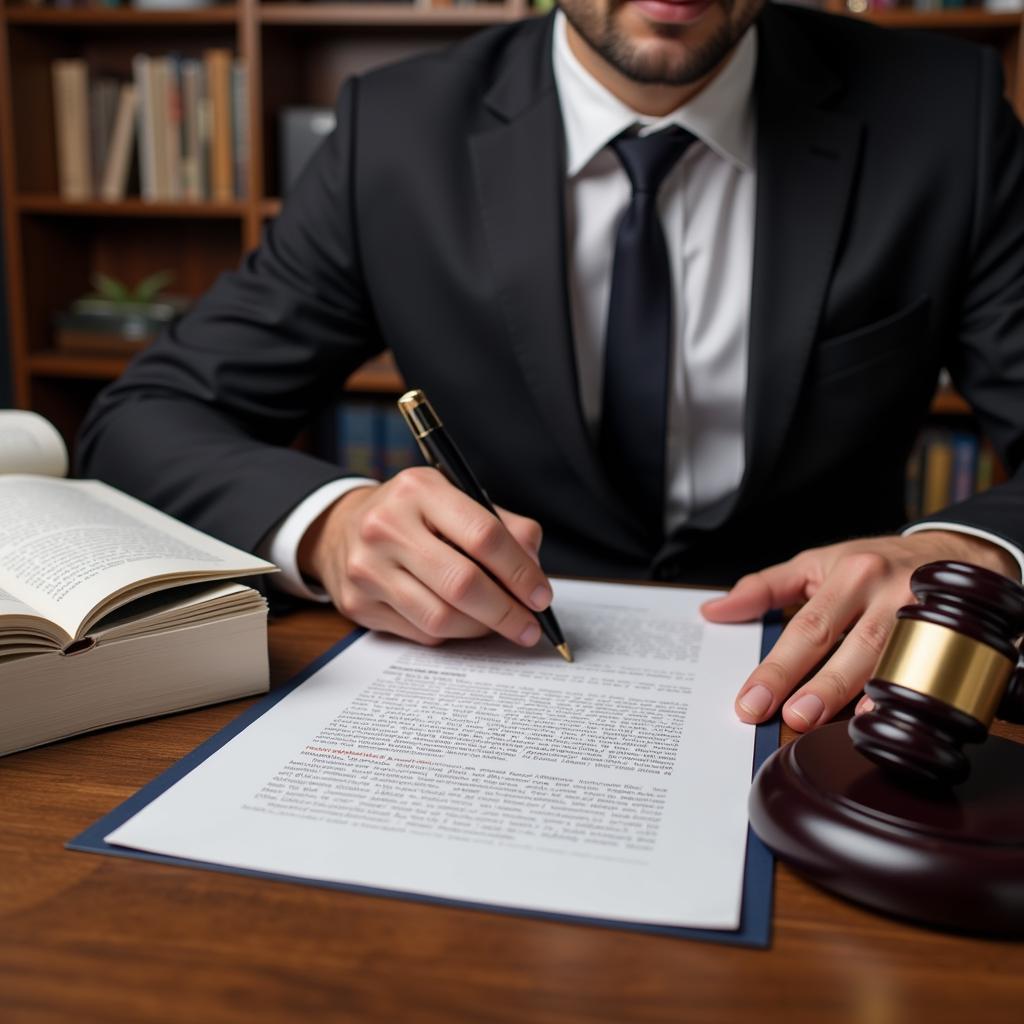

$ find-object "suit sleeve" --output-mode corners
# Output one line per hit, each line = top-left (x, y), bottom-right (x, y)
(910, 50), (1024, 551)
(75, 78), (382, 554)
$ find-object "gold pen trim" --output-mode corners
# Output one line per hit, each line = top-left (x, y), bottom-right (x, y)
(398, 388), (443, 439)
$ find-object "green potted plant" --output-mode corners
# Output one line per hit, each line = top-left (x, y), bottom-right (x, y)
(54, 271), (191, 354)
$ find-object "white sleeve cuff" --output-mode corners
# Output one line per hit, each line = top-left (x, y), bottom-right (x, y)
(902, 521), (1024, 581)
(257, 478), (379, 602)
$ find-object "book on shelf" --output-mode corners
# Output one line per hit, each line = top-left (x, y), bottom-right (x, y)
(50, 51), (247, 204)
(0, 410), (277, 758)
(99, 84), (139, 202)
(906, 426), (1006, 519)
(205, 47), (235, 203)
(52, 59), (92, 201)
(319, 399), (424, 480)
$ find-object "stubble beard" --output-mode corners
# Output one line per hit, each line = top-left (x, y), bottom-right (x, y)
(560, 0), (757, 86)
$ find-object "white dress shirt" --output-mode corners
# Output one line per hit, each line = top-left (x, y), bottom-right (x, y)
(555, 9), (756, 534)
(263, 11), (1023, 596)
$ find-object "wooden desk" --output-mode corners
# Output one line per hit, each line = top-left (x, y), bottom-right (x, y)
(2, 606), (1022, 1023)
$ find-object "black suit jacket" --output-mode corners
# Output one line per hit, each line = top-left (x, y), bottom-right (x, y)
(77, 6), (1024, 586)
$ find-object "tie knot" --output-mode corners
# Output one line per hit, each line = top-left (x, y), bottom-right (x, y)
(612, 126), (697, 195)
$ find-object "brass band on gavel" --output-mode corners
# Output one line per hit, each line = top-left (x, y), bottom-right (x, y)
(873, 619), (1016, 727)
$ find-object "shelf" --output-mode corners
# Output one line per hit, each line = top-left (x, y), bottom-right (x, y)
(28, 351), (133, 380)
(837, 8), (1021, 30)
(3, 5), (240, 26)
(29, 348), (406, 392)
(258, 2), (525, 28)
(18, 196), (249, 218)
(930, 388), (972, 416)
(346, 364), (405, 394)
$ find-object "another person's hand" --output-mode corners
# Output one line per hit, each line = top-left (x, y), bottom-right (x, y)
(297, 467), (552, 648)
(701, 532), (1019, 732)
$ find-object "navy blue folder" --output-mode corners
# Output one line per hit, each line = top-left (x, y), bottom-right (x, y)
(69, 616), (783, 948)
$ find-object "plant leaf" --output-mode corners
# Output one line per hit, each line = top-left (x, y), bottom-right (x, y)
(90, 272), (130, 303)
(133, 270), (176, 303)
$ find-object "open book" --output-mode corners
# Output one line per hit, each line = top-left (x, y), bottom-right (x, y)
(0, 410), (277, 756)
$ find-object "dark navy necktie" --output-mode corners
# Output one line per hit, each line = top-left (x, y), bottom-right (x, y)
(601, 126), (697, 541)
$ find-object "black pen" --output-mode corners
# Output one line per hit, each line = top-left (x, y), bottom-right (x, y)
(397, 388), (573, 663)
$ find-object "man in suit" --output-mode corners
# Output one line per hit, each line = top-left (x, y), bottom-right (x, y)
(77, 0), (1024, 734)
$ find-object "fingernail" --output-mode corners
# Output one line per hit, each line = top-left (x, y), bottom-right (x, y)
(855, 696), (875, 715)
(737, 684), (773, 718)
(519, 622), (541, 646)
(787, 693), (825, 728)
(529, 585), (551, 611)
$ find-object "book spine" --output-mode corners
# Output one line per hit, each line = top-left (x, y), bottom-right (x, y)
(950, 432), (977, 504)
(132, 55), (157, 202)
(341, 402), (377, 478)
(382, 407), (422, 479)
(196, 61), (212, 201)
(52, 59), (93, 200)
(976, 439), (996, 493)
(180, 60), (202, 202)
(164, 56), (183, 202)
(89, 78), (118, 195)
(231, 58), (249, 200)
(204, 48), (234, 204)
(99, 83), (138, 202)
(921, 430), (953, 516)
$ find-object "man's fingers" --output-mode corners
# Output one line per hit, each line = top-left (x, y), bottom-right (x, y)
(701, 559), (812, 623)
(356, 599), (458, 647)
(382, 568), (494, 642)
(495, 506), (543, 564)
(782, 611), (896, 731)
(396, 531), (543, 648)
(391, 476), (552, 613)
(855, 694), (875, 715)
(733, 573), (869, 724)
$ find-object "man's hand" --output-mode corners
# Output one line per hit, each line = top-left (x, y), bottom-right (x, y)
(297, 467), (552, 648)
(701, 531), (1019, 732)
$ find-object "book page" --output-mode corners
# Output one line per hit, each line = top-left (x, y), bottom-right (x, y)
(106, 580), (762, 930)
(0, 477), (275, 640)
(0, 410), (68, 478)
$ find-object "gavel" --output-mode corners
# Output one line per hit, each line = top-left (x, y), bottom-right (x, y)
(849, 560), (1024, 786)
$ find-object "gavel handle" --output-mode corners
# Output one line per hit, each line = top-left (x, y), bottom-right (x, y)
(998, 655), (1024, 723)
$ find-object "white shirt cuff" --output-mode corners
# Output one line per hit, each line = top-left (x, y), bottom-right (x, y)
(258, 478), (379, 601)
(902, 521), (1024, 581)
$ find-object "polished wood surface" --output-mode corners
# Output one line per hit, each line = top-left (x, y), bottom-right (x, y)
(2, 605), (1023, 1024)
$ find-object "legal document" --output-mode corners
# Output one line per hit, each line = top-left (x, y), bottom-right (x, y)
(106, 580), (763, 929)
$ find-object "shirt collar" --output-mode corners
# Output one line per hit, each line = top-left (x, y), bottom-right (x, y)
(552, 8), (757, 178)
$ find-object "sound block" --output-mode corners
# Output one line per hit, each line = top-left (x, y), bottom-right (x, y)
(749, 721), (1024, 935)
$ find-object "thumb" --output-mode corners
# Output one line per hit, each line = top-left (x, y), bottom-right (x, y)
(701, 560), (810, 623)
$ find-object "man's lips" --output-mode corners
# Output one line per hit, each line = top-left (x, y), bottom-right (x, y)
(629, 0), (716, 24)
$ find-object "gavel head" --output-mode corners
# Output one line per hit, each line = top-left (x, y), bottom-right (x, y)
(849, 561), (1024, 786)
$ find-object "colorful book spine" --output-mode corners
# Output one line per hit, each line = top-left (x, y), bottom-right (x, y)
(950, 432), (977, 504)
(204, 48), (234, 203)
(56, 50), (242, 205)
(339, 402), (378, 478)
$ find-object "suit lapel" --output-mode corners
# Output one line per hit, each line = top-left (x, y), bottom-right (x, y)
(469, 16), (645, 546)
(716, 9), (864, 523)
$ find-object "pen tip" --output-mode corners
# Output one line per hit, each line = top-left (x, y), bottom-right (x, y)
(556, 643), (573, 664)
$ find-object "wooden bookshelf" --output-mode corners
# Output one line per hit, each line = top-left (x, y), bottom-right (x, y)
(0, 0), (529, 446)
(0, 0), (1020, 450)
